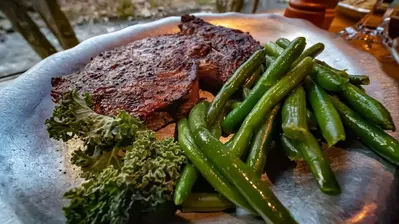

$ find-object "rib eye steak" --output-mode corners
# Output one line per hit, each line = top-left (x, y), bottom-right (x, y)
(51, 15), (262, 130)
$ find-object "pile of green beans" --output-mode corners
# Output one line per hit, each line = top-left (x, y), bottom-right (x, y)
(173, 36), (398, 222)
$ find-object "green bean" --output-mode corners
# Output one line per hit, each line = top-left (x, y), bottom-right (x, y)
(210, 108), (224, 139)
(265, 55), (275, 67)
(246, 104), (281, 176)
(264, 41), (283, 57)
(207, 49), (266, 126)
(222, 37), (306, 134)
(243, 87), (250, 99)
(188, 102), (297, 223)
(177, 119), (254, 212)
(311, 63), (349, 92)
(267, 54), (348, 93)
(243, 65), (264, 89)
(304, 77), (346, 146)
(226, 100), (241, 111)
(276, 38), (290, 48)
(315, 59), (349, 77)
(181, 193), (235, 213)
(292, 132), (341, 195)
(307, 109), (318, 130)
(349, 75), (370, 85)
(174, 164), (199, 205)
(291, 42), (325, 68)
(228, 57), (314, 157)
(267, 41), (324, 68)
(282, 86), (308, 140)
(330, 96), (399, 166)
(272, 40), (347, 91)
(341, 83), (395, 131)
(356, 85), (366, 92)
(280, 135), (303, 161)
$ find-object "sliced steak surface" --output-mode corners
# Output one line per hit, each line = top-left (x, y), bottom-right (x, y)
(51, 15), (261, 130)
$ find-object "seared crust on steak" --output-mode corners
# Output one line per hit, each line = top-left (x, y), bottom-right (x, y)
(179, 15), (262, 85)
(51, 15), (261, 130)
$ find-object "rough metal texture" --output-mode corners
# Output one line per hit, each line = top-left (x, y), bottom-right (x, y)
(0, 13), (398, 224)
(51, 15), (261, 130)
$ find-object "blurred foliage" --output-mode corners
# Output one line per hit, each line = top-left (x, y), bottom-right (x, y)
(149, 0), (161, 8)
(196, 0), (215, 6)
(116, 0), (136, 18)
(216, 0), (244, 12)
(58, 0), (215, 23)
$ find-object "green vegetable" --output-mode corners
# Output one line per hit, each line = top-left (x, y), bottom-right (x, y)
(243, 65), (264, 89)
(341, 83), (395, 131)
(207, 49), (266, 126)
(45, 91), (143, 178)
(271, 40), (347, 92)
(243, 87), (251, 99)
(356, 85), (366, 92)
(181, 193), (235, 213)
(264, 41), (283, 57)
(311, 63), (349, 92)
(177, 119), (254, 212)
(265, 55), (275, 67)
(228, 57), (314, 157)
(70, 147), (124, 179)
(280, 135), (303, 161)
(291, 132), (341, 195)
(265, 42), (324, 68)
(188, 101), (297, 223)
(48, 91), (187, 223)
(45, 90), (142, 151)
(282, 86), (308, 140)
(291, 42), (325, 68)
(64, 167), (138, 224)
(276, 37), (290, 48)
(304, 77), (346, 146)
(246, 104), (281, 176)
(315, 59), (349, 77)
(210, 109), (224, 139)
(267, 53), (348, 93)
(349, 75), (370, 85)
(307, 109), (318, 130)
(174, 164), (199, 205)
(223, 37), (306, 134)
(64, 130), (187, 224)
(226, 100), (241, 111)
(330, 96), (399, 166)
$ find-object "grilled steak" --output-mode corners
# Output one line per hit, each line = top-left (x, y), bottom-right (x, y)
(51, 15), (261, 130)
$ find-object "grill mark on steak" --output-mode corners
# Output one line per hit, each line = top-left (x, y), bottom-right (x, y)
(51, 15), (261, 130)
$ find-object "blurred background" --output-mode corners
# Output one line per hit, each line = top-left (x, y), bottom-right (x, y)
(0, 0), (398, 86)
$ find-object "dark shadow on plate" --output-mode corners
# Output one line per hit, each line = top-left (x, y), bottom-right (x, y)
(264, 143), (297, 184)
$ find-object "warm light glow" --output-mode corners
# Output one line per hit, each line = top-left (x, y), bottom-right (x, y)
(213, 21), (237, 29)
(345, 203), (377, 223)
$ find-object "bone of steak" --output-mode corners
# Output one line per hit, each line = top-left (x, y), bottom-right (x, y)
(51, 15), (261, 130)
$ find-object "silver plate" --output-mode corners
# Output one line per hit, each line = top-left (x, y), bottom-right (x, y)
(0, 13), (398, 224)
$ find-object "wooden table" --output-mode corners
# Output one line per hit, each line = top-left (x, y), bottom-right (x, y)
(265, 8), (399, 80)
(264, 8), (357, 33)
